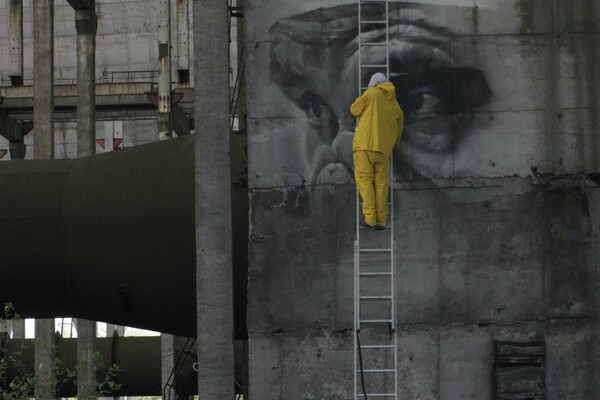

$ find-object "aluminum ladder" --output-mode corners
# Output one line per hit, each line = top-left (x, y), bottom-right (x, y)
(354, 0), (398, 398)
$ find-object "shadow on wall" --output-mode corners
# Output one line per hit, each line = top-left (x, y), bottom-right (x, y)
(269, 2), (492, 184)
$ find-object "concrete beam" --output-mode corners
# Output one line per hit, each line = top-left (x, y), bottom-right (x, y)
(33, 0), (54, 160)
(194, 0), (235, 399)
(0, 83), (178, 122)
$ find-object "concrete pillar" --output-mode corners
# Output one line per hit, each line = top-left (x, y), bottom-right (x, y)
(77, 319), (96, 400)
(158, 0), (172, 139)
(194, 0), (234, 398)
(33, 0), (54, 160)
(32, 3), (56, 396)
(176, 0), (190, 87)
(34, 319), (57, 399)
(9, 0), (23, 86)
(12, 319), (25, 338)
(66, 4), (98, 395)
(161, 334), (175, 396)
(73, 0), (97, 158)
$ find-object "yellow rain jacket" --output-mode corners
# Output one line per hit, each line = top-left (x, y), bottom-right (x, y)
(350, 82), (404, 158)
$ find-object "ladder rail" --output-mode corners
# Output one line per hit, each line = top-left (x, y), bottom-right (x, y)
(355, 1), (397, 399)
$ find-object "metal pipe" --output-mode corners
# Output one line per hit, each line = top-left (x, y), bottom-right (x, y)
(0, 136), (196, 337)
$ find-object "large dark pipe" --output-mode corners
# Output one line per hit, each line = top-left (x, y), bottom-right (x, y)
(0, 136), (196, 337)
(0, 335), (184, 397)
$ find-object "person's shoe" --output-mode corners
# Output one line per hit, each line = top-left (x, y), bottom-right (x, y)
(360, 221), (372, 229)
(374, 225), (385, 230)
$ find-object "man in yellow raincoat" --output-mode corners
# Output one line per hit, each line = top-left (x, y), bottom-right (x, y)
(351, 73), (404, 229)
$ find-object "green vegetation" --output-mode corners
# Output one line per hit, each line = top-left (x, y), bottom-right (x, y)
(1, 303), (122, 399)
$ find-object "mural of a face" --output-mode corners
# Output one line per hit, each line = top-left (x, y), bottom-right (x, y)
(269, 2), (492, 183)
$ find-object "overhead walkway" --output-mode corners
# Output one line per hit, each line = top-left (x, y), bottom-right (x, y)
(0, 82), (194, 127)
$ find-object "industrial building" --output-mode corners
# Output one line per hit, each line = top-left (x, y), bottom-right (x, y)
(1, 0), (599, 399)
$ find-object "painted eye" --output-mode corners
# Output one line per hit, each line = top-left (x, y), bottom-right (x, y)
(405, 87), (445, 115)
(298, 92), (335, 124)
(414, 93), (442, 114)
(306, 100), (328, 119)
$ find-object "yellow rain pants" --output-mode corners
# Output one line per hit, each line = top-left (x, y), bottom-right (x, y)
(353, 150), (390, 227)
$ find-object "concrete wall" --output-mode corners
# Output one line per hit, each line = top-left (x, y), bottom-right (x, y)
(0, 0), (191, 83)
(246, 1), (599, 398)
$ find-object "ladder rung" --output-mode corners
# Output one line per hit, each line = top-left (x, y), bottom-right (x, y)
(356, 393), (396, 398)
(359, 319), (393, 324)
(361, 64), (388, 68)
(360, 42), (387, 46)
(360, 0), (388, 2)
(357, 369), (396, 373)
(359, 248), (392, 253)
(360, 295), (392, 301)
(360, 344), (395, 349)
(360, 272), (392, 277)
(361, 20), (387, 24)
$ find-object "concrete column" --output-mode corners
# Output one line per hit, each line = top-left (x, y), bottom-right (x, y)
(32, 3), (56, 396)
(9, 0), (23, 86)
(194, 0), (234, 399)
(73, 1), (97, 158)
(161, 334), (175, 397)
(67, 4), (98, 395)
(35, 319), (57, 399)
(33, 0), (54, 160)
(158, 0), (172, 139)
(77, 319), (96, 400)
(176, 0), (190, 87)
(12, 319), (25, 338)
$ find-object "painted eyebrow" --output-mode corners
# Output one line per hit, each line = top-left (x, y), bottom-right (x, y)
(269, 3), (452, 42)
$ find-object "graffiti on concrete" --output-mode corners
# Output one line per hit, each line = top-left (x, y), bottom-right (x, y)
(269, 2), (492, 183)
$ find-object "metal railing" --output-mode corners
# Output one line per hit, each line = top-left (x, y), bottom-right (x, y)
(0, 70), (159, 87)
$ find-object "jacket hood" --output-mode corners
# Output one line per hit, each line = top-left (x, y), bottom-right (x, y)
(376, 81), (396, 100)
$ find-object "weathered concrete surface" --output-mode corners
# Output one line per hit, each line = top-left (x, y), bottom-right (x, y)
(194, 0), (235, 398)
(248, 178), (598, 398)
(246, 0), (600, 398)
(33, 0), (54, 159)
